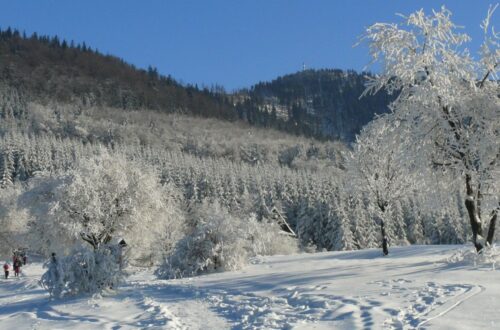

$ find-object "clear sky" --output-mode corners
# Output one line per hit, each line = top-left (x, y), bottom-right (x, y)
(0, 0), (495, 90)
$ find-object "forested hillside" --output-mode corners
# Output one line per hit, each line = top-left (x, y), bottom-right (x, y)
(0, 28), (391, 141)
(235, 69), (393, 140)
(0, 27), (236, 119)
(0, 101), (471, 259)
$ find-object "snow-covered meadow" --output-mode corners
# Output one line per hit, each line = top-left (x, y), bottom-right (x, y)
(1, 245), (498, 329)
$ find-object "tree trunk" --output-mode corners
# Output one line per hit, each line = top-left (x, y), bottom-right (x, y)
(465, 197), (484, 252)
(377, 202), (389, 256)
(465, 174), (484, 252)
(486, 210), (497, 247)
(465, 196), (483, 252)
(380, 220), (389, 256)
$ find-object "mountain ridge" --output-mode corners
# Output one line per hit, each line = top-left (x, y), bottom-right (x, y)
(0, 27), (390, 142)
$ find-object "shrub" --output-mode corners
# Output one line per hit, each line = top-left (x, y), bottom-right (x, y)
(40, 245), (124, 298)
(156, 201), (298, 279)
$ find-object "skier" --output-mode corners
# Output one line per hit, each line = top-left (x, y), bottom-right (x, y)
(3, 262), (9, 279)
(22, 253), (27, 265)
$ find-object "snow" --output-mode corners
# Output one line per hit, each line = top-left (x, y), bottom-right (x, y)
(1, 245), (499, 329)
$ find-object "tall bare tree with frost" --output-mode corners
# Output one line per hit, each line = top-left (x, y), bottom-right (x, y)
(360, 6), (499, 252)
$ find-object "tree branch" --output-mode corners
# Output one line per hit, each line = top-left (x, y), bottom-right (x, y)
(478, 63), (498, 88)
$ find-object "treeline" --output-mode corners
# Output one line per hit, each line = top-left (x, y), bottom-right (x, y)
(0, 27), (236, 119)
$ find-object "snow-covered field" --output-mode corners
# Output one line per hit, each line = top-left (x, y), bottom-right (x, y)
(1, 245), (498, 329)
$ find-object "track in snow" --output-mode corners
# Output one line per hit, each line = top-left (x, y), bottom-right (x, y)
(1, 246), (497, 329)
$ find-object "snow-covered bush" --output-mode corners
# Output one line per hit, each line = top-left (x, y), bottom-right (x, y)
(40, 245), (124, 298)
(447, 245), (500, 270)
(157, 202), (248, 278)
(157, 201), (298, 279)
(40, 254), (65, 298)
(246, 214), (298, 256)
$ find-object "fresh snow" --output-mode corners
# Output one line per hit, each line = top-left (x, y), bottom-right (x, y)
(1, 245), (499, 329)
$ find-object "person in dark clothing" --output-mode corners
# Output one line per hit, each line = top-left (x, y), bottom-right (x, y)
(13, 258), (21, 277)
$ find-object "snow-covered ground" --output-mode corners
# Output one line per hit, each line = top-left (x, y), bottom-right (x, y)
(0, 245), (498, 329)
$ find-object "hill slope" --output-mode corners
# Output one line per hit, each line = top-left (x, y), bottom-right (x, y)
(0, 28), (391, 142)
(0, 28), (235, 119)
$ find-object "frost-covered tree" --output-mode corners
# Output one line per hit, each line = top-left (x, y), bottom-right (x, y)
(351, 196), (378, 249)
(331, 201), (356, 251)
(360, 6), (500, 251)
(21, 154), (184, 261)
(0, 149), (14, 187)
(0, 184), (29, 255)
(403, 197), (425, 245)
(391, 200), (409, 245)
(349, 116), (415, 255)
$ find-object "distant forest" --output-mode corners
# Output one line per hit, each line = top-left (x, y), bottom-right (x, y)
(237, 70), (393, 140)
(0, 27), (391, 142)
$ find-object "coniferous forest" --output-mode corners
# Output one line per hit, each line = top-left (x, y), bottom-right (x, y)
(0, 26), (486, 267)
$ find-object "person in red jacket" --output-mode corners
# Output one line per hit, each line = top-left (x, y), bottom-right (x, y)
(3, 262), (10, 279)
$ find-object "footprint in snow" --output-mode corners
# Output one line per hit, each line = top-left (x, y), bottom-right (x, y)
(384, 282), (474, 329)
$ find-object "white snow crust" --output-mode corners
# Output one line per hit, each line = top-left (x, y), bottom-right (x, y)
(1, 245), (498, 329)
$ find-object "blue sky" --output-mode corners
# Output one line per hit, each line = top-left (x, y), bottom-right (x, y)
(0, 1), (495, 90)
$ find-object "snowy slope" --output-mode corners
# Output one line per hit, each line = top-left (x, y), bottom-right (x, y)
(0, 245), (498, 329)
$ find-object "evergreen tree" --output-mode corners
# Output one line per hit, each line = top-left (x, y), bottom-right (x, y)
(0, 150), (14, 187)
(331, 201), (356, 251)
